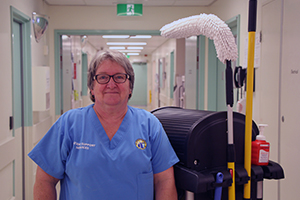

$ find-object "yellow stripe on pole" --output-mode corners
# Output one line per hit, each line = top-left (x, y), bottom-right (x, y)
(228, 162), (236, 200)
(244, 31), (256, 199)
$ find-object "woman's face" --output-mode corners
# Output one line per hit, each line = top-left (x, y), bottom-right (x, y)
(91, 59), (131, 108)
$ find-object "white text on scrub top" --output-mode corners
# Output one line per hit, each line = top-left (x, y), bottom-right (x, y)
(73, 142), (96, 150)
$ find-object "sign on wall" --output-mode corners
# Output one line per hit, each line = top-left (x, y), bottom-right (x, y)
(117, 4), (143, 16)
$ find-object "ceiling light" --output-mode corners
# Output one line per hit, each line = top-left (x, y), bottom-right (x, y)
(127, 47), (144, 50)
(109, 47), (125, 50)
(119, 50), (141, 53)
(107, 42), (147, 45)
(62, 35), (69, 39)
(127, 53), (140, 56)
(130, 35), (152, 39)
(102, 35), (129, 39)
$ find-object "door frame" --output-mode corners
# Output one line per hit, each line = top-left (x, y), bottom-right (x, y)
(10, 6), (33, 127)
(10, 6), (32, 199)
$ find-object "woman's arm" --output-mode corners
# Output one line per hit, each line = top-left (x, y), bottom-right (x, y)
(154, 166), (177, 200)
(34, 166), (60, 200)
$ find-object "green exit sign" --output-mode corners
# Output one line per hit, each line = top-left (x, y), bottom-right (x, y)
(117, 4), (143, 16)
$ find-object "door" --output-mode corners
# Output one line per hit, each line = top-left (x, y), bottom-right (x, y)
(128, 62), (148, 107)
(216, 56), (227, 111)
(61, 35), (74, 113)
(170, 51), (175, 99)
(12, 19), (25, 200)
(157, 59), (162, 107)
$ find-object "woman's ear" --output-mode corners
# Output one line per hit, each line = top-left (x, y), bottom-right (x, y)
(128, 89), (133, 99)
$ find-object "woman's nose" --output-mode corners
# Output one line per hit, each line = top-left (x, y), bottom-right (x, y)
(106, 77), (117, 88)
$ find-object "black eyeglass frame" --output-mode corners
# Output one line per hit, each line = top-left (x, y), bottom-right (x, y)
(94, 73), (131, 84)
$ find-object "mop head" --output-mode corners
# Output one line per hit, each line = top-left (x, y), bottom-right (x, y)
(160, 13), (238, 64)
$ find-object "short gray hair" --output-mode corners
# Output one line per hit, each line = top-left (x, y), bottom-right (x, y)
(87, 50), (135, 102)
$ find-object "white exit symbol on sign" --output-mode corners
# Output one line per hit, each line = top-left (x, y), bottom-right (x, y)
(127, 4), (134, 15)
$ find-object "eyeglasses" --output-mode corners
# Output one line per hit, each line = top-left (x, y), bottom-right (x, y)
(94, 73), (130, 84)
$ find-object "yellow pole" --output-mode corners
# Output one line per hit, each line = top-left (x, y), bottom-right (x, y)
(149, 90), (152, 104)
(244, 0), (257, 198)
(228, 161), (236, 200)
(244, 31), (256, 199)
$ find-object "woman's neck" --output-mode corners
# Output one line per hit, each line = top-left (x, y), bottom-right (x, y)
(93, 103), (127, 122)
(93, 104), (127, 140)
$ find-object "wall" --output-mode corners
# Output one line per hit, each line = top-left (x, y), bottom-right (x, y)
(279, 0), (300, 199)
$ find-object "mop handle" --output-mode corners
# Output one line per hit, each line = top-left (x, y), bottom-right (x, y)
(226, 60), (234, 108)
(244, 0), (257, 199)
(226, 60), (236, 200)
(226, 60), (234, 145)
(214, 172), (224, 200)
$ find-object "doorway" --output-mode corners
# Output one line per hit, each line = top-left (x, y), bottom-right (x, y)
(128, 62), (148, 107)
(54, 30), (161, 115)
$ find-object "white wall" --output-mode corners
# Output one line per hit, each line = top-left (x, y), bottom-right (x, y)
(279, 0), (300, 199)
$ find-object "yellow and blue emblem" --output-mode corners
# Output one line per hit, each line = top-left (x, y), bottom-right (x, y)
(135, 139), (147, 150)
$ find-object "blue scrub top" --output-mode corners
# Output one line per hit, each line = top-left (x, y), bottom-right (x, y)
(28, 104), (179, 200)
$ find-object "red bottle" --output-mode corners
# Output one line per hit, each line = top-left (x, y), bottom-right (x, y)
(251, 124), (270, 166)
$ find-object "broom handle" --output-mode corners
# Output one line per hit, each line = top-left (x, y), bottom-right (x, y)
(244, 0), (257, 199)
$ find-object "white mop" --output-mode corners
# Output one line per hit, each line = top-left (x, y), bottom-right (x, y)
(160, 13), (238, 64)
(160, 13), (238, 200)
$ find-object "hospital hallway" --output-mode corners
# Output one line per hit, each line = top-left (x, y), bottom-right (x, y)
(1, 0), (300, 199)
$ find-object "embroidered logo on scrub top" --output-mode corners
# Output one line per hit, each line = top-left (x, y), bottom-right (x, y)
(135, 139), (147, 150)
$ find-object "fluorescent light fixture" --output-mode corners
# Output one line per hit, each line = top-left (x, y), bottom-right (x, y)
(130, 35), (152, 39)
(127, 53), (140, 56)
(109, 46), (126, 50)
(127, 46), (144, 50)
(119, 50), (141, 53)
(62, 35), (69, 39)
(102, 35), (129, 39)
(107, 42), (147, 45)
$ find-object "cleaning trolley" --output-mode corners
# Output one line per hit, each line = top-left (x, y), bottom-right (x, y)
(158, 1), (284, 199)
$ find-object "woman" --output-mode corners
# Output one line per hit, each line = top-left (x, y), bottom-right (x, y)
(29, 50), (179, 200)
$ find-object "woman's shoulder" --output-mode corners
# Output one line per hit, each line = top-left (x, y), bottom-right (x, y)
(127, 106), (159, 122)
(60, 104), (94, 120)
(128, 106), (151, 116)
